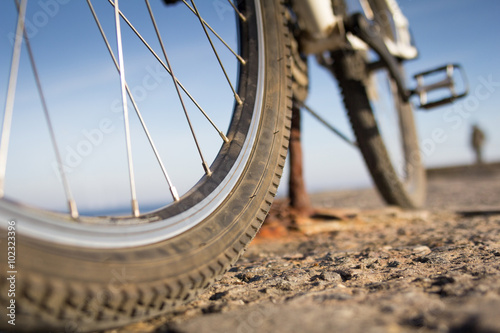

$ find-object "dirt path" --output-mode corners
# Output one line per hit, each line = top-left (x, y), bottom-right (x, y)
(111, 164), (500, 333)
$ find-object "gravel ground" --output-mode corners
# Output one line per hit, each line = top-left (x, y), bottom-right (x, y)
(109, 164), (500, 333)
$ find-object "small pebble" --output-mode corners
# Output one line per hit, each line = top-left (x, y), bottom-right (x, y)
(388, 261), (400, 268)
(319, 271), (342, 283)
(412, 245), (432, 256)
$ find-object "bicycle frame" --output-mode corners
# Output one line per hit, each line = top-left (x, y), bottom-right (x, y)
(292, 0), (417, 59)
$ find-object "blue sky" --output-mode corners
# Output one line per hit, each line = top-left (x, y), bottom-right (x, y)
(0, 1), (238, 213)
(0, 0), (499, 212)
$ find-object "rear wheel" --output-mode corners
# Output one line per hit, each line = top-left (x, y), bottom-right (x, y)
(332, 49), (426, 208)
(0, 0), (291, 331)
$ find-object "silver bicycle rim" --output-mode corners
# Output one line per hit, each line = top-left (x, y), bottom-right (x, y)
(0, 0), (265, 248)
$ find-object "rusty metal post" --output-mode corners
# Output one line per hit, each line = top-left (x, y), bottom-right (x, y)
(288, 101), (313, 217)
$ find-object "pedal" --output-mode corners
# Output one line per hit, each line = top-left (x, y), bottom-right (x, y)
(413, 64), (468, 110)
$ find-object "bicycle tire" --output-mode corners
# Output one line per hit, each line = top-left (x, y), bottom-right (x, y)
(0, 0), (292, 331)
(332, 49), (426, 208)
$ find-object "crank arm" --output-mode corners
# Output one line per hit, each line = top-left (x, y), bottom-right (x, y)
(346, 13), (411, 102)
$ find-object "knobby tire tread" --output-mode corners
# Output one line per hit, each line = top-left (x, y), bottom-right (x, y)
(332, 50), (426, 209)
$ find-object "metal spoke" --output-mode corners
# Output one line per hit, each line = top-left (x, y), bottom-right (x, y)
(301, 103), (358, 148)
(107, 0), (229, 143)
(11, 0), (80, 219)
(190, 0), (242, 105)
(0, 0), (28, 199)
(145, 0), (212, 176)
(114, 0), (140, 217)
(86, 0), (179, 202)
(226, 0), (246, 22)
(180, 0), (246, 65)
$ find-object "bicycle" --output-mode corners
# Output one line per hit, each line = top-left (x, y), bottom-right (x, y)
(0, 0), (466, 331)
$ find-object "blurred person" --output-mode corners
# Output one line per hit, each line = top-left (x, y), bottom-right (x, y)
(471, 124), (486, 165)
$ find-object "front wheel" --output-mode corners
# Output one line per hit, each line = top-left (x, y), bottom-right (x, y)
(0, 0), (292, 331)
(332, 50), (426, 208)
